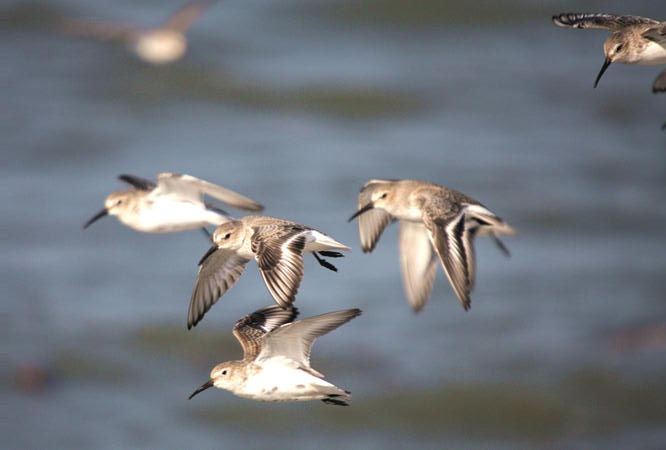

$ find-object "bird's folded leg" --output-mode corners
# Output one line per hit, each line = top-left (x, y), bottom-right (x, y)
(318, 250), (344, 258)
(313, 252), (338, 272)
(493, 235), (510, 257)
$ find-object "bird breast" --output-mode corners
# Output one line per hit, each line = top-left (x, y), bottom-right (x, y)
(638, 41), (666, 65)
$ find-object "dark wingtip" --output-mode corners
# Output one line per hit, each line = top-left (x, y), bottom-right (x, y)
(411, 304), (425, 314)
(551, 13), (572, 27)
(249, 202), (265, 212)
(187, 309), (196, 330)
(117, 174), (156, 191)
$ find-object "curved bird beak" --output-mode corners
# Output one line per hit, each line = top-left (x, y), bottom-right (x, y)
(188, 379), (214, 400)
(83, 207), (108, 229)
(594, 58), (611, 88)
(348, 202), (374, 222)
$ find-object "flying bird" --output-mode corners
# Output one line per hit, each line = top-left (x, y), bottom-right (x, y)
(552, 13), (665, 88)
(349, 179), (515, 312)
(189, 305), (361, 405)
(84, 172), (263, 234)
(188, 216), (349, 328)
(58, 0), (216, 65)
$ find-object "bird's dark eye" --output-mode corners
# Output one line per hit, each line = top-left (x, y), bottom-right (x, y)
(224, 233), (231, 239)
(616, 44), (623, 52)
(381, 193), (388, 199)
(222, 370), (227, 375)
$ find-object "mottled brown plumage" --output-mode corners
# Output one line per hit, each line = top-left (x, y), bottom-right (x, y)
(553, 13), (666, 88)
(189, 305), (361, 405)
(188, 216), (350, 328)
(350, 179), (515, 312)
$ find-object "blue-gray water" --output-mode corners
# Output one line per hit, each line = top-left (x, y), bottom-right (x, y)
(3, 0), (665, 448)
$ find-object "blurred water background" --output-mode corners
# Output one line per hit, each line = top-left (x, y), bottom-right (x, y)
(3, 0), (666, 448)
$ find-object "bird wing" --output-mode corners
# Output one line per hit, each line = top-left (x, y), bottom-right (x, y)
(162, 0), (216, 33)
(117, 174), (156, 191)
(187, 246), (250, 329)
(398, 220), (439, 313)
(552, 13), (659, 31)
(154, 172), (263, 211)
(57, 18), (140, 42)
(257, 308), (362, 376)
(233, 305), (299, 360)
(252, 227), (307, 309)
(642, 23), (666, 47)
(356, 187), (394, 252)
(654, 69), (666, 93)
(421, 200), (476, 311)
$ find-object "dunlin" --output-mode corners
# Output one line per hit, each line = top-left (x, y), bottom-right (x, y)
(552, 13), (666, 87)
(188, 216), (350, 329)
(58, 0), (216, 65)
(84, 172), (263, 233)
(188, 305), (361, 405)
(349, 179), (515, 312)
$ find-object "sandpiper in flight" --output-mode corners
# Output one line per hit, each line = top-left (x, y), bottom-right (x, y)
(187, 216), (350, 329)
(58, 0), (216, 65)
(188, 305), (361, 405)
(84, 172), (263, 234)
(349, 179), (516, 312)
(552, 13), (666, 88)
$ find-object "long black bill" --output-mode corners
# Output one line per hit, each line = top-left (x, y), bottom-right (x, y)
(348, 202), (374, 222)
(189, 379), (214, 400)
(594, 58), (611, 88)
(83, 208), (108, 229)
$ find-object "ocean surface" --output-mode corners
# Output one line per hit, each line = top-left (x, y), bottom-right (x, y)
(3, 0), (665, 448)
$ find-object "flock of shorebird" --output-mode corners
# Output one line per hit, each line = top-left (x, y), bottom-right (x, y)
(86, 173), (515, 404)
(77, 3), (664, 406)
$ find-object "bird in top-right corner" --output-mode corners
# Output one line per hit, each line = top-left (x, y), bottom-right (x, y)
(552, 13), (665, 89)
